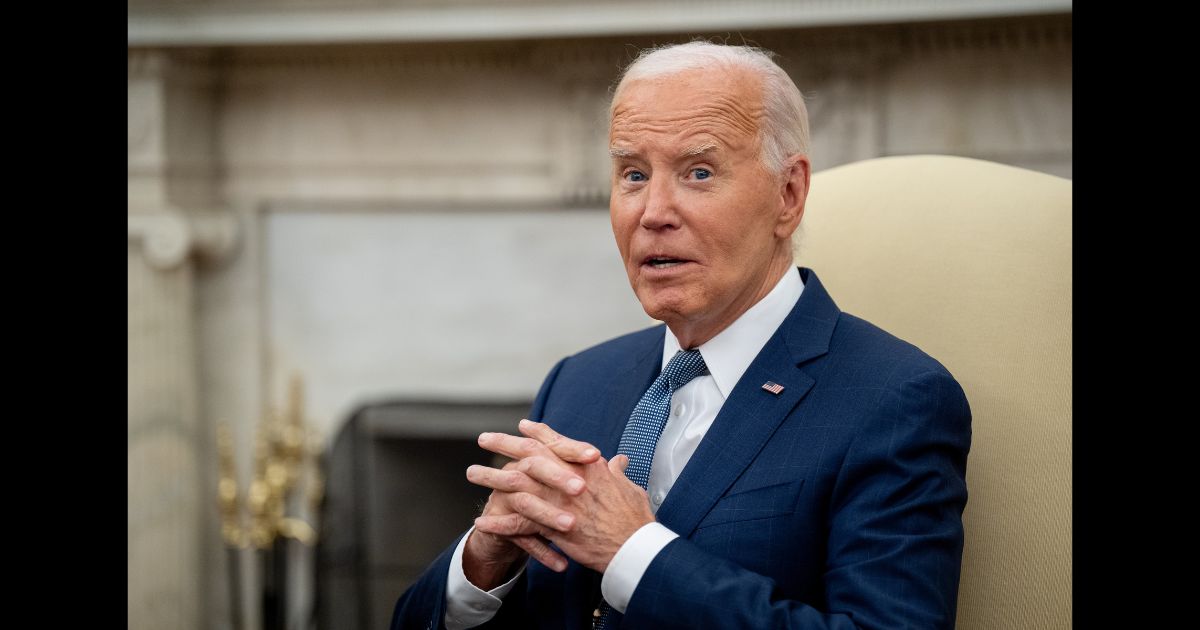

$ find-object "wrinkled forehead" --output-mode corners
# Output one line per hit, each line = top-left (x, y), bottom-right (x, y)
(609, 67), (765, 145)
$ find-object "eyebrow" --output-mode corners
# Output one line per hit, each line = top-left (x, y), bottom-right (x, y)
(679, 142), (718, 158)
(608, 142), (720, 160)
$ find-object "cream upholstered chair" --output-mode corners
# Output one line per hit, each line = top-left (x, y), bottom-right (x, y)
(796, 155), (1071, 629)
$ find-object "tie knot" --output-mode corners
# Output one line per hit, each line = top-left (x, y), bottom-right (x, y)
(663, 349), (707, 392)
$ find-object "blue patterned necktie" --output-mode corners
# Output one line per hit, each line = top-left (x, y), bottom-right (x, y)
(594, 348), (708, 629)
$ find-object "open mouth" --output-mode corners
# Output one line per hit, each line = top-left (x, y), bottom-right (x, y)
(644, 256), (691, 269)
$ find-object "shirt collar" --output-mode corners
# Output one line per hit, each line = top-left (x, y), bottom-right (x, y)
(662, 267), (805, 399)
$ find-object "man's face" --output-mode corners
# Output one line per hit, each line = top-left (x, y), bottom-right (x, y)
(609, 67), (802, 346)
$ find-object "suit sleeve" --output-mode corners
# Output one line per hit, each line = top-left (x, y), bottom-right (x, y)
(620, 368), (972, 630)
(388, 357), (570, 630)
(389, 532), (461, 630)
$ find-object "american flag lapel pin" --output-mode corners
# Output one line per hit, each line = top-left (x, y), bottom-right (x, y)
(761, 381), (785, 395)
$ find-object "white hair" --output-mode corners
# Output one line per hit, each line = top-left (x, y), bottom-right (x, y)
(610, 40), (811, 175)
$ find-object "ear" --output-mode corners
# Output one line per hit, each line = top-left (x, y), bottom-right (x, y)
(774, 154), (810, 240)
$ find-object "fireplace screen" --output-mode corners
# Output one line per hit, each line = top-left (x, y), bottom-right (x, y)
(315, 399), (532, 630)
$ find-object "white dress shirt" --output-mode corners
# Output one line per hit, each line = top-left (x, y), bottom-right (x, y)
(444, 267), (805, 629)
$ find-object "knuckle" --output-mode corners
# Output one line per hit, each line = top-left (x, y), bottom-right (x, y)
(529, 456), (558, 480)
(502, 470), (523, 488)
(492, 471), (509, 488)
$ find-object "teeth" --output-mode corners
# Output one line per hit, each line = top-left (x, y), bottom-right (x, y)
(650, 260), (683, 269)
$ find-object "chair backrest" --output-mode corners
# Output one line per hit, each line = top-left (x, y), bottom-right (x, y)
(797, 154), (1071, 629)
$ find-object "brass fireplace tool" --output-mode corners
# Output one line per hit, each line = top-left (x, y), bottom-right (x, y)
(218, 374), (325, 630)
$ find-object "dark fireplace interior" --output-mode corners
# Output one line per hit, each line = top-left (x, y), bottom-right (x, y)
(316, 399), (533, 630)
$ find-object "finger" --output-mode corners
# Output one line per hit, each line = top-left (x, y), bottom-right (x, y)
(608, 454), (629, 475)
(515, 455), (586, 495)
(510, 535), (568, 572)
(474, 516), (569, 571)
(465, 464), (541, 494)
(507, 491), (576, 533)
(518, 419), (601, 464)
(477, 435), (586, 495)
(478, 431), (550, 461)
(474, 513), (541, 537)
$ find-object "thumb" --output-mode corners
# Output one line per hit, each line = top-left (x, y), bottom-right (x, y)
(609, 454), (630, 475)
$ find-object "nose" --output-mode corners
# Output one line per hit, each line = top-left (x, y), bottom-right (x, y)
(640, 174), (681, 231)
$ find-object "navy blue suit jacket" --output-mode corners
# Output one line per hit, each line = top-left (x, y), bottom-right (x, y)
(391, 267), (971, 629)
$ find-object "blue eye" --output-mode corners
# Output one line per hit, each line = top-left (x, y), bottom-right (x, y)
(692, 168), (712, 180)
(626, 170), (647, 182)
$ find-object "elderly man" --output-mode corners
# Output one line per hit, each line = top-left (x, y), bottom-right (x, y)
(391, 41), (971, 629)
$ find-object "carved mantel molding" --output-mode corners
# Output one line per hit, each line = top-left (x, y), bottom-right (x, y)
(128, 210), (239, 270)
(128, 0), (1072, 47)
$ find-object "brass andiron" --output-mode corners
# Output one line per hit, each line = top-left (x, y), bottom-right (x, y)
(218, 374), (325, 630)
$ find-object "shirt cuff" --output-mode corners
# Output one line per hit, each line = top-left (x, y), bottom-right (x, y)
(600, 522), (679, 614)
(444, 526), (525, 630)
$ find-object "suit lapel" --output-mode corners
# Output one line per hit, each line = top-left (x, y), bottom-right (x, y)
(581, 327), (664, 458)
(654, 267), (841, 538)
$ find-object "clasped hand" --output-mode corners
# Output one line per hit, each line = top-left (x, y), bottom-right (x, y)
(463, 419), (654, 583)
